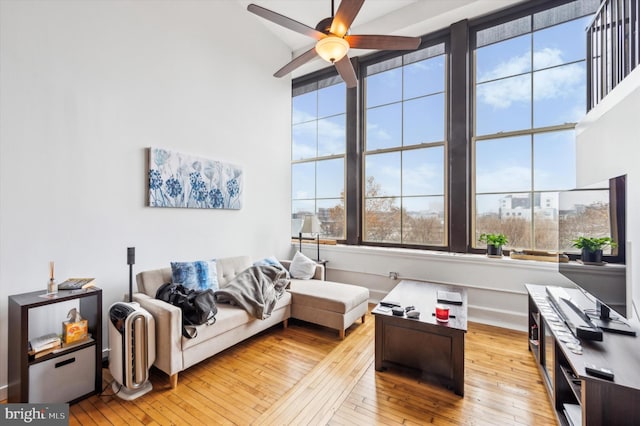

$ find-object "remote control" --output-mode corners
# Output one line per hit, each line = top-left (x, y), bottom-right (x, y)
(585, 364), (614, 381)
(392, 307), (405, 316)
(406, 310), (420, 319)
(380, 300), (401, 308)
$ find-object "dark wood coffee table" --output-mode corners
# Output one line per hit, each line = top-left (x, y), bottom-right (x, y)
(372, 280), (468, 396)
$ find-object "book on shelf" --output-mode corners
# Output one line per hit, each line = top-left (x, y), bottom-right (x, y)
(28, 333), (62, 355)
(58, 277), (96, 290)
(30, 343), (62, 359)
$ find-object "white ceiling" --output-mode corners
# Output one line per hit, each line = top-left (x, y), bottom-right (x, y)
(237, 0), (527, 77)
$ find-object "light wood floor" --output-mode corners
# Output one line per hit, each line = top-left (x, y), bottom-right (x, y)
(34, 306), (558, 425)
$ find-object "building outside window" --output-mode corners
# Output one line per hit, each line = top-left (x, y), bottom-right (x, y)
(472, 0), (601, 251)
(291, 77), (346, 240)
(363, 43), (447, 246)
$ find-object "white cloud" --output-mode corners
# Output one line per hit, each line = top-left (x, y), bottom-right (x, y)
(403, 164), (442, 195)
(292, 120), (316, 159)
(534, 48), (565, 69)
(292, 109), (315, 124)
(477, 74), (530, 109)
(533, 62), (583, 100)
(476, 165), (531, 193)
(318, 117), (345, 155)
(477, 48), (583, 110)
(479, 52), (530, 82)
(366, 121), (394, 145)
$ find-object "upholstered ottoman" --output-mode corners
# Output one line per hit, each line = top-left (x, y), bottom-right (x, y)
(288, 280), (369, 339)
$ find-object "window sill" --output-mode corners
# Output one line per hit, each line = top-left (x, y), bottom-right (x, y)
(295, 242), (561, 271)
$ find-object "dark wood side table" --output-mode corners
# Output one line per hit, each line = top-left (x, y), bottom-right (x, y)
(372, 280), (468, 396)
(8, 287), (102, 403)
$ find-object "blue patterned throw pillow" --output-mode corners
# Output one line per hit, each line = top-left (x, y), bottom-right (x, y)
(170, 259), (218, 291)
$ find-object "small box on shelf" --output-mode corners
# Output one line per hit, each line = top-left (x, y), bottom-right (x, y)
(63, 319), (88, 344)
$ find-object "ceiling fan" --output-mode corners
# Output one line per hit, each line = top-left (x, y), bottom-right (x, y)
(247, 0), (421, 88)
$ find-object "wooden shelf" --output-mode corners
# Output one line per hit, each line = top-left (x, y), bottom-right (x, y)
(8, 288), (102, 403)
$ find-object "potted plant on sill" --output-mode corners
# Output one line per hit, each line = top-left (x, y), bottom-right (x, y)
(479, 233), (508, 258)
(571, 236), (617, 264)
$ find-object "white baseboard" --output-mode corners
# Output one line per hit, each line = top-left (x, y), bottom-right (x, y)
(468, 305), (527, 332)
(0, 385), (6, 402)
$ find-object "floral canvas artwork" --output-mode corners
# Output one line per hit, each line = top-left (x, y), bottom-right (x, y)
(148, 147), (242, 209)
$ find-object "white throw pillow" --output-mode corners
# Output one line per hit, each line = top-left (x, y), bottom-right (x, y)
(289, 251), (316, 280)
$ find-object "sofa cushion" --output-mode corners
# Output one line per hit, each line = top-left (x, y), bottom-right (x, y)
(171, 259), (218, 291)
(137, 267), (172, 297)
(216, 256), (252, 288)
(182, 291), (292, 350)
(288, 279), (369, 314)
(289, 251), (317, 279)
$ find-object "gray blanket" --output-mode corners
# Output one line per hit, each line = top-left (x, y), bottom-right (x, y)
(214, 265), (289, 319)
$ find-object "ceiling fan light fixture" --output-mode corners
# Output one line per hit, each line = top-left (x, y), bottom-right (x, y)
(315, 36), (349, 63)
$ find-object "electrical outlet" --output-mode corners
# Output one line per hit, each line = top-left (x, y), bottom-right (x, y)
(388, 272), (398, 280)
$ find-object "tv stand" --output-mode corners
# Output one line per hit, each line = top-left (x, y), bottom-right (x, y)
(526, 284), (640, 426)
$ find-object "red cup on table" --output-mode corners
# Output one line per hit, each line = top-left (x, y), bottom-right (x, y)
(435, 304), (450, 322)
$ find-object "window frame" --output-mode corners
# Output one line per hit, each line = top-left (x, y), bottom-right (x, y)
(291, 70), (350, 242)
(469, 0), (598, 254)
(291, 0), (602, 258)
(359, 35), (450, 250)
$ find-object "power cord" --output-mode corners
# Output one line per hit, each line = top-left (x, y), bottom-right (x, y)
(99, 378), (122, 398)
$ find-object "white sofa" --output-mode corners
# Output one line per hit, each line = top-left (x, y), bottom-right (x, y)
(133, 256), (369, 388)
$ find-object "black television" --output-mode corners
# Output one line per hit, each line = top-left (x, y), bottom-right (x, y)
(557, 174), (634, 335)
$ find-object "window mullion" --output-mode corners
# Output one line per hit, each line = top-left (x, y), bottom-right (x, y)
(449, 19), (470, 253)
(345, 58), (360, 245)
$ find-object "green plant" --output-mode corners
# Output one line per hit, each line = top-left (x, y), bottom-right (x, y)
(571, 236), (617, 253)
(479, 233), (508, 248)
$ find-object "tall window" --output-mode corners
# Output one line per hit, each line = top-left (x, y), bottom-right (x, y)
(472, 1), (598, 251)
(291, 77), (346, 240)
(291, 0), (601, 254)
(363, 43), (447, 246)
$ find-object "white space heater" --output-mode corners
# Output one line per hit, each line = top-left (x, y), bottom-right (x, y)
(108, 301), (155, 400)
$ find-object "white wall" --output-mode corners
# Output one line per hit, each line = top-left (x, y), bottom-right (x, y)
(575, 67), (640, 321)
(0, 0), (292, 399)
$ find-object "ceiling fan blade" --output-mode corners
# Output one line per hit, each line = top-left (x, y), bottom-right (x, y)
(334, 55), (357, 88)
(274, 48), (319, 78)
(247, 3), (325, 40)
(345, 34), (421, 50)
(330, 0), (365, 37)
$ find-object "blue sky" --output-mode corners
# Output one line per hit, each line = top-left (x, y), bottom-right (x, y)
(291, 15), (591, 222)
